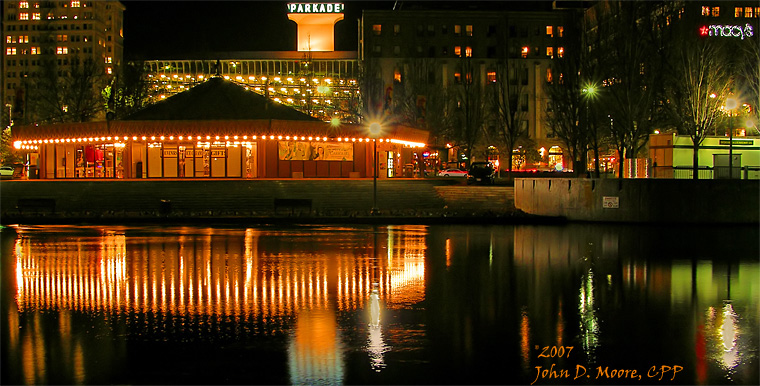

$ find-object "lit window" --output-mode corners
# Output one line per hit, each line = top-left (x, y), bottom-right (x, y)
(454, 72), (461, 83)
(105, 56), (112, 64)
(5, 36), (13, 44)
(372, 24), (381, 35)
(546, 26), (553, 37)
(56, 47), (68, 54)
(19, 1), (29, 8)
(466, 25), (473, 36)
(756, 7), (760, 17)
(558, 47), (564, 58)
(702, 6), (710, 16)
(521, 46), (529, 58)
(546, 47), (554, 57)
(558, 26), (564, 37)
(745, 7), (753, 18)
(454, 25), (461, 36)
(6, 48), (17, 55)
(487, 71), (496, 83)
(465, 46), (472, 57)
(394, 24), (400, 34)
(19, 13), (29, 20)
(19, 35), (28, 43)
(735, 7), (743, 17)
(546, 68), (552, 83)
(106, 67), (112, 75)
(712, 7), (719, 17)
(32, 12), (39, 20)
(31, 47), (39, 54)
(455, 46), (461, 57)
(394, 69), (401, 83)
(71, 0), (80, 7)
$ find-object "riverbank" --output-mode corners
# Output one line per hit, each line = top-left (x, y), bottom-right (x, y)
(1, 179), (548, 225)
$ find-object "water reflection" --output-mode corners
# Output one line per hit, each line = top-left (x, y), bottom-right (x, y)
(1, 224), (758, 385)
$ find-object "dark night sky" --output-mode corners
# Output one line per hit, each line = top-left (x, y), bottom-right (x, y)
(121, 1), (551, 60)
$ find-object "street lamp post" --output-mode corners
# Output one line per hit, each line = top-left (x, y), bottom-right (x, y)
(369, 122), (381, 215)
(726, 98), (737, 179)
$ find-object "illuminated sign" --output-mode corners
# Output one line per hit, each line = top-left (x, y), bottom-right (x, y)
(287, 3), (344, 13)
(720, 139), (754, 146)
(699, 23), (754, 40)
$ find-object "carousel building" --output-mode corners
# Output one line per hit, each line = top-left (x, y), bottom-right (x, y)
(12, 76), (428, 180)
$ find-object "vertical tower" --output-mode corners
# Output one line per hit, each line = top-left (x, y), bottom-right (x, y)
(287, 2), (345, 52)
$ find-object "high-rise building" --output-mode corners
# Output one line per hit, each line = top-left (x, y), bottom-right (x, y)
(2, 0), (124, 124)
(359, 5), (573, 170)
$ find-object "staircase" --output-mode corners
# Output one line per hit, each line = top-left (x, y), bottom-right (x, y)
(435, 186), (515, 212)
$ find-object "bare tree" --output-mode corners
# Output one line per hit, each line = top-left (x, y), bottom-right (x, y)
(737, 28), (760, 134)
(488, 58), (529, 178)
(591, 1), (666, 178)
(664, 37), (730, 179)
(544, 12), (589, 177)
(449, 56), (487, 166)
(103, 61), (150, 120)
(393, 58), (454, 175)
(30, 54), (105, 123)
(358, 57), (386, 124)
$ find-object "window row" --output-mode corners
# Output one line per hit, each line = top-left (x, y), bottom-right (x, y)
(372, 44), (564, 59)
(6, 46), (97, 55)
(372, 23), (566, 38)
(374, 23), (475, 37)
(702, 6), (760, 18)
(5, 22), (98, 31)
(6, 34), (95, 43)
(12, 1), (91, 8)
(734, 7), (760, 18)
(13, 12), (95, 21)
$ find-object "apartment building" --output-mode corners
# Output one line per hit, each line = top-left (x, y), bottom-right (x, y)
(359, 5), (573, 170)
(3, 0), (124, 124)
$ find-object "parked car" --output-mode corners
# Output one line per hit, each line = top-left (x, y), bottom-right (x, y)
(0, 166), (15, 179)
(437, 168), (468, 178)
(467, 162), (495, 185)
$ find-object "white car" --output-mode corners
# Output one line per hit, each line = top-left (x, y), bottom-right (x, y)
(437, 168), (468, 177)
(0, 166), (14, 179)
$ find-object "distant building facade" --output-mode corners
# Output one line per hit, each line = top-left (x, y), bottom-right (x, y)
(359, 6), (573, 170)
(2, 0), (124, 124)
(141, 51), (361, 124)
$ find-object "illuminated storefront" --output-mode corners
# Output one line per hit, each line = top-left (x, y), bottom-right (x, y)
(12, 77), (428, 179)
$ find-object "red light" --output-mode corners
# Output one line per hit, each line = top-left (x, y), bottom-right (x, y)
(699, 26), (709, 36)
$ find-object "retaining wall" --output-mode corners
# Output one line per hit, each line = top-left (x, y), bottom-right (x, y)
(514, 178), (759, 223)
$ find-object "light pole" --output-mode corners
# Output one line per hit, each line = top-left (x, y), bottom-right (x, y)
(369, 122), (381, 215)
(582, 84), (597, 177)
(726, 97), (737, 179)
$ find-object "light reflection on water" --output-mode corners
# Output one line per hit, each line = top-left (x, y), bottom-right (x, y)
(1, 224), (758, 385)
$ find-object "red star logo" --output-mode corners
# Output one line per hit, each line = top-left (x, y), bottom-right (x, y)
(699, 26), (709, 36)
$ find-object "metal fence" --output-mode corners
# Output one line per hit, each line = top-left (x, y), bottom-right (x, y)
(672, 166), (760, 180)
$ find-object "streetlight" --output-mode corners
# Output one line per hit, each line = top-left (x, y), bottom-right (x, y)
(725, 97), (737, 179)
(582, 83), (597, 177)
(369, 122), (382, 215)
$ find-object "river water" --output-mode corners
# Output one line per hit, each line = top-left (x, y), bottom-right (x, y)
(1, 223), (757, 385)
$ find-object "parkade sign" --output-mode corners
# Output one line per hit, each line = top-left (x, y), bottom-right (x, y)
(287, 3), (344, 13)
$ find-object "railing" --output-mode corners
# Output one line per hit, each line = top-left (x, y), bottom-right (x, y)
(672, 166), (760, 180)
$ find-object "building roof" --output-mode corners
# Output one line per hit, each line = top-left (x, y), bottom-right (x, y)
(124, 76), (320, 121)
(13, 76), (430, 145)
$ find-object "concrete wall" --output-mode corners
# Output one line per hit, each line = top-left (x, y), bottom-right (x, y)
(514, 178), (760, 224)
